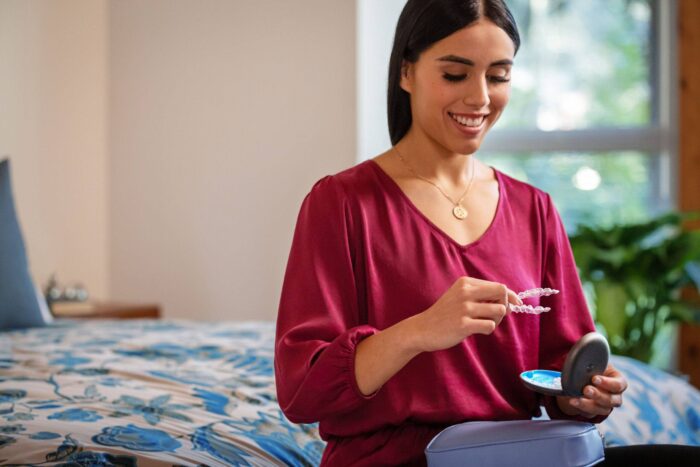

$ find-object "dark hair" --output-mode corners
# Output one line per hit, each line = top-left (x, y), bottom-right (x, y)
(387, 0), (521, 145)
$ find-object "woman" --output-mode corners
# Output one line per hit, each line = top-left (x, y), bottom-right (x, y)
(275, 0), (628, 465)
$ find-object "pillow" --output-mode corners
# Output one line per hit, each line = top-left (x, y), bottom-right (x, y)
(597, 355), (700, 446)
(0, 158), (46, 330)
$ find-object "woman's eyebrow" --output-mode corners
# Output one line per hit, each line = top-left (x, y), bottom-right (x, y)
(436, 55), (513, 67)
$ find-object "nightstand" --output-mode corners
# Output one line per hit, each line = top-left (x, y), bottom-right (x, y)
(50, 301), (161, 320)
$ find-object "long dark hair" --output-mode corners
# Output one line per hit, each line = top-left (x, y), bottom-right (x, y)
(387, 0), (521, 145)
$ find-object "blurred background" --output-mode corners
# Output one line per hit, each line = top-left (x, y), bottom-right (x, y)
(1, 0), (697, 345)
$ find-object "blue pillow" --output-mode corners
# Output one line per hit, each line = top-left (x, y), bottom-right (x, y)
(0, 159), (46, 330)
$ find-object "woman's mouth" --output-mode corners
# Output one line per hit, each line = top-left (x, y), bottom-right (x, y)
(448, 112), (486, 127)
(448, 112), (487, 136)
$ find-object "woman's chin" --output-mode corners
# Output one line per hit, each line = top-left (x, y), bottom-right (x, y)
(450, 139), (484, 156)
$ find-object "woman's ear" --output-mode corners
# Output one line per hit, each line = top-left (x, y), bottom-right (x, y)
(399, 61), (412, 94)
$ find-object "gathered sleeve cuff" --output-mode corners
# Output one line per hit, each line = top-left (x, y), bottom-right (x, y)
(276, 324), (380, 423)
(275, 175), (380, 424)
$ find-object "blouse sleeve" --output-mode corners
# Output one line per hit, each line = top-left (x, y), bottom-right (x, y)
(274, 175), (379, 424)
(537, 194), (609, 424)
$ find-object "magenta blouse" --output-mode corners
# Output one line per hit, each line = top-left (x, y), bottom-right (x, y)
(275, 160), (606, 466)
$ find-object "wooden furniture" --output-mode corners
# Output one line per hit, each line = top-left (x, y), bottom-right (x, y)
(680, 0), (700, 229)
(50, 301), (161, 320)
(679, 322), (700, 389)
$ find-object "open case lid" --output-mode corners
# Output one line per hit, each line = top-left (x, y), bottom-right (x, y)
(561, 332), (609, 396)
(520, 332), (610, 397)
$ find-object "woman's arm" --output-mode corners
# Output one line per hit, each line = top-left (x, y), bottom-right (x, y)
(276, 176), (377, 423)
(277, 176), (521, 420)
(355, 276), (521, 396)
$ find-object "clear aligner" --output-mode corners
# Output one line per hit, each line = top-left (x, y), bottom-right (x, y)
(510, 287), (559, 314)
(510, 304), (551, 314)
(517, 287), (559, 299)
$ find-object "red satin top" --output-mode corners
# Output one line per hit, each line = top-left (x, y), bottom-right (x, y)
(275, 160), (606, 466)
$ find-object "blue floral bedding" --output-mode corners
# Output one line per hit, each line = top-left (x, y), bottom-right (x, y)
(0, 320), (323, 466)
(1, 320), (698, 466)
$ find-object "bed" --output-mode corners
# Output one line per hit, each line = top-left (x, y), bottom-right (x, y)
(0, 320), (323, 466)
(1, 319), (699, 466)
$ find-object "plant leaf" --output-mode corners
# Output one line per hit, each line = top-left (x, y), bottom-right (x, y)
(666, 302), (694, 323)
(594, 281), (629, 341)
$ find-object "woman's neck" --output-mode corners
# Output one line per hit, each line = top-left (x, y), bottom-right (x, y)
(395, 128), (478, 189)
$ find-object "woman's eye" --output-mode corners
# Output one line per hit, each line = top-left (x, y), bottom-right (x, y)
(489, 75), (511, 83)
(442, 73), (511, 84)
(443, 73), (467, 82)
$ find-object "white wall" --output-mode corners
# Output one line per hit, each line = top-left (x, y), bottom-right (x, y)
(357, 0), (406, 160)
(109, 0), (357, 320)
(0, 0), (109, 299)
(0, 0), (355, 321)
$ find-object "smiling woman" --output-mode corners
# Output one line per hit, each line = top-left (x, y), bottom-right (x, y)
(274, 0), (635, 465)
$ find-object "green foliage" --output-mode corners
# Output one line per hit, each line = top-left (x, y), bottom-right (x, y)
(569, 212), (700, 362)
(502, 0), (652, 130)
(488, 152), (653, 230)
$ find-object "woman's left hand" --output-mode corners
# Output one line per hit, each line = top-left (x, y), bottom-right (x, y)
(556, 364), (628, 418)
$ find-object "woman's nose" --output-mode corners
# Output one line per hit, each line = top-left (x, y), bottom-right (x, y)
(462, 76), (490, 109)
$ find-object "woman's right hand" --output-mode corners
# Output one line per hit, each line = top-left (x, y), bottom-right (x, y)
(408, 276), (522, 353)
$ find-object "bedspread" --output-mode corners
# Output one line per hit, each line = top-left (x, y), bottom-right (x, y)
(2, 319), (699, 466)
(0, 320), (323, 466)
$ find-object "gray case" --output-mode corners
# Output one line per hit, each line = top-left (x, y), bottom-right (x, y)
(520, 332), (610, 397)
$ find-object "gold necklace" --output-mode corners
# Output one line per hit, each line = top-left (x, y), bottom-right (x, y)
(393, 146), (476, 220)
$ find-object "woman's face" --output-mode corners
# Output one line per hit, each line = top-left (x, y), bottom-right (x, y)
(400, 19), (515, 156)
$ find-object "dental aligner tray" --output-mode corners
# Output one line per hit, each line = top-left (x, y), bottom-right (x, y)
(509, 287), (559, 315)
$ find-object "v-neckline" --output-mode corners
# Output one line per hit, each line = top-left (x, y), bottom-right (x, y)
(366, 158), (504, 251)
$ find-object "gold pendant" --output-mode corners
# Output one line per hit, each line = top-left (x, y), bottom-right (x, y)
(452, 205), (468, 220)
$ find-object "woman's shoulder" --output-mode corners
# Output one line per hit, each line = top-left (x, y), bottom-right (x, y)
(306, 159), (379, 202)
(494, 167), (555, 211)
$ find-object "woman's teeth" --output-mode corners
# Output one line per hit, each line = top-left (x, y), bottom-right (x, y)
(449, 113), (485, 127)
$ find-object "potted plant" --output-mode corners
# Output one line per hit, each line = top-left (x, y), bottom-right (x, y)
(569, 212), (700, 363)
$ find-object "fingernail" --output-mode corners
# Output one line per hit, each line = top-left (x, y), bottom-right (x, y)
(571, 399), (580, 407)
(584, 388), (594, 397)
(593, 377), (602, 385)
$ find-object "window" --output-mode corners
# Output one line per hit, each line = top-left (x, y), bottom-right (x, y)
(357, 0), (678, 231)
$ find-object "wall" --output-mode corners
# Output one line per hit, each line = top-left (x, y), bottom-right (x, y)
(0, 0), (109, 299)
(108, 0), (357, 320)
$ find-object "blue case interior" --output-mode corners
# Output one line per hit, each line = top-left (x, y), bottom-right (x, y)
(520, 369), (563, 395)
(520, 332), (609, 397)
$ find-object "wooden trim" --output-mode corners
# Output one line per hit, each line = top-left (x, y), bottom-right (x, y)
(680, 323), (700, 388)
(679, 2), (700, 295)
(679, 1), (700, 385)
(680, 0), (700, 226)
(51, 302), (161, 320)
